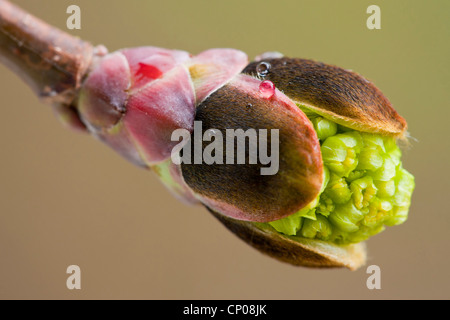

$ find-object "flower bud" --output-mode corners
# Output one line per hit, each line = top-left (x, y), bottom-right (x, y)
(206, 56), (414, 269)
(77, 48), (414, 270)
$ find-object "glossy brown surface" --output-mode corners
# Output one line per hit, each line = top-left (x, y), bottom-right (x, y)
(243, 58), (407, 137)
(181, 75), (323, 222)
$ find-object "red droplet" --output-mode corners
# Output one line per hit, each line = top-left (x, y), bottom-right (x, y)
(135, 63), (163, 82)
(259, 80), (275, 99)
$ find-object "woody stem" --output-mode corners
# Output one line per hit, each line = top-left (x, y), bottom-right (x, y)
(0, 0), (105, 108)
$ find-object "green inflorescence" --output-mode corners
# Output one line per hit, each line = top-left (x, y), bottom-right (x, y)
(264, 113), (415, 245)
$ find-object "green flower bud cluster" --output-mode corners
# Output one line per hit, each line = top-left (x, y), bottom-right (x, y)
(266, 114), (415, 244)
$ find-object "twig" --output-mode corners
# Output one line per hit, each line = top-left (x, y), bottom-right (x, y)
(0, 0), (104, 108)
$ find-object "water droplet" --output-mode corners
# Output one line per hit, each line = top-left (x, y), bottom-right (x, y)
(246, 103), (253, 108)
(53, 55), (61, 62)
(135, 63), (162, 80)
(256, 62), (271, 77)
(133, 63), (163, 87)
(259, 80), (275, 99)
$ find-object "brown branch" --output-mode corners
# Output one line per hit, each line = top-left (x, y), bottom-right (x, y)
(0, 0), (105, 107)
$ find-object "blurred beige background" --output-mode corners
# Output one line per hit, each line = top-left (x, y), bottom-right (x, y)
(0, 0), (448, 299)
